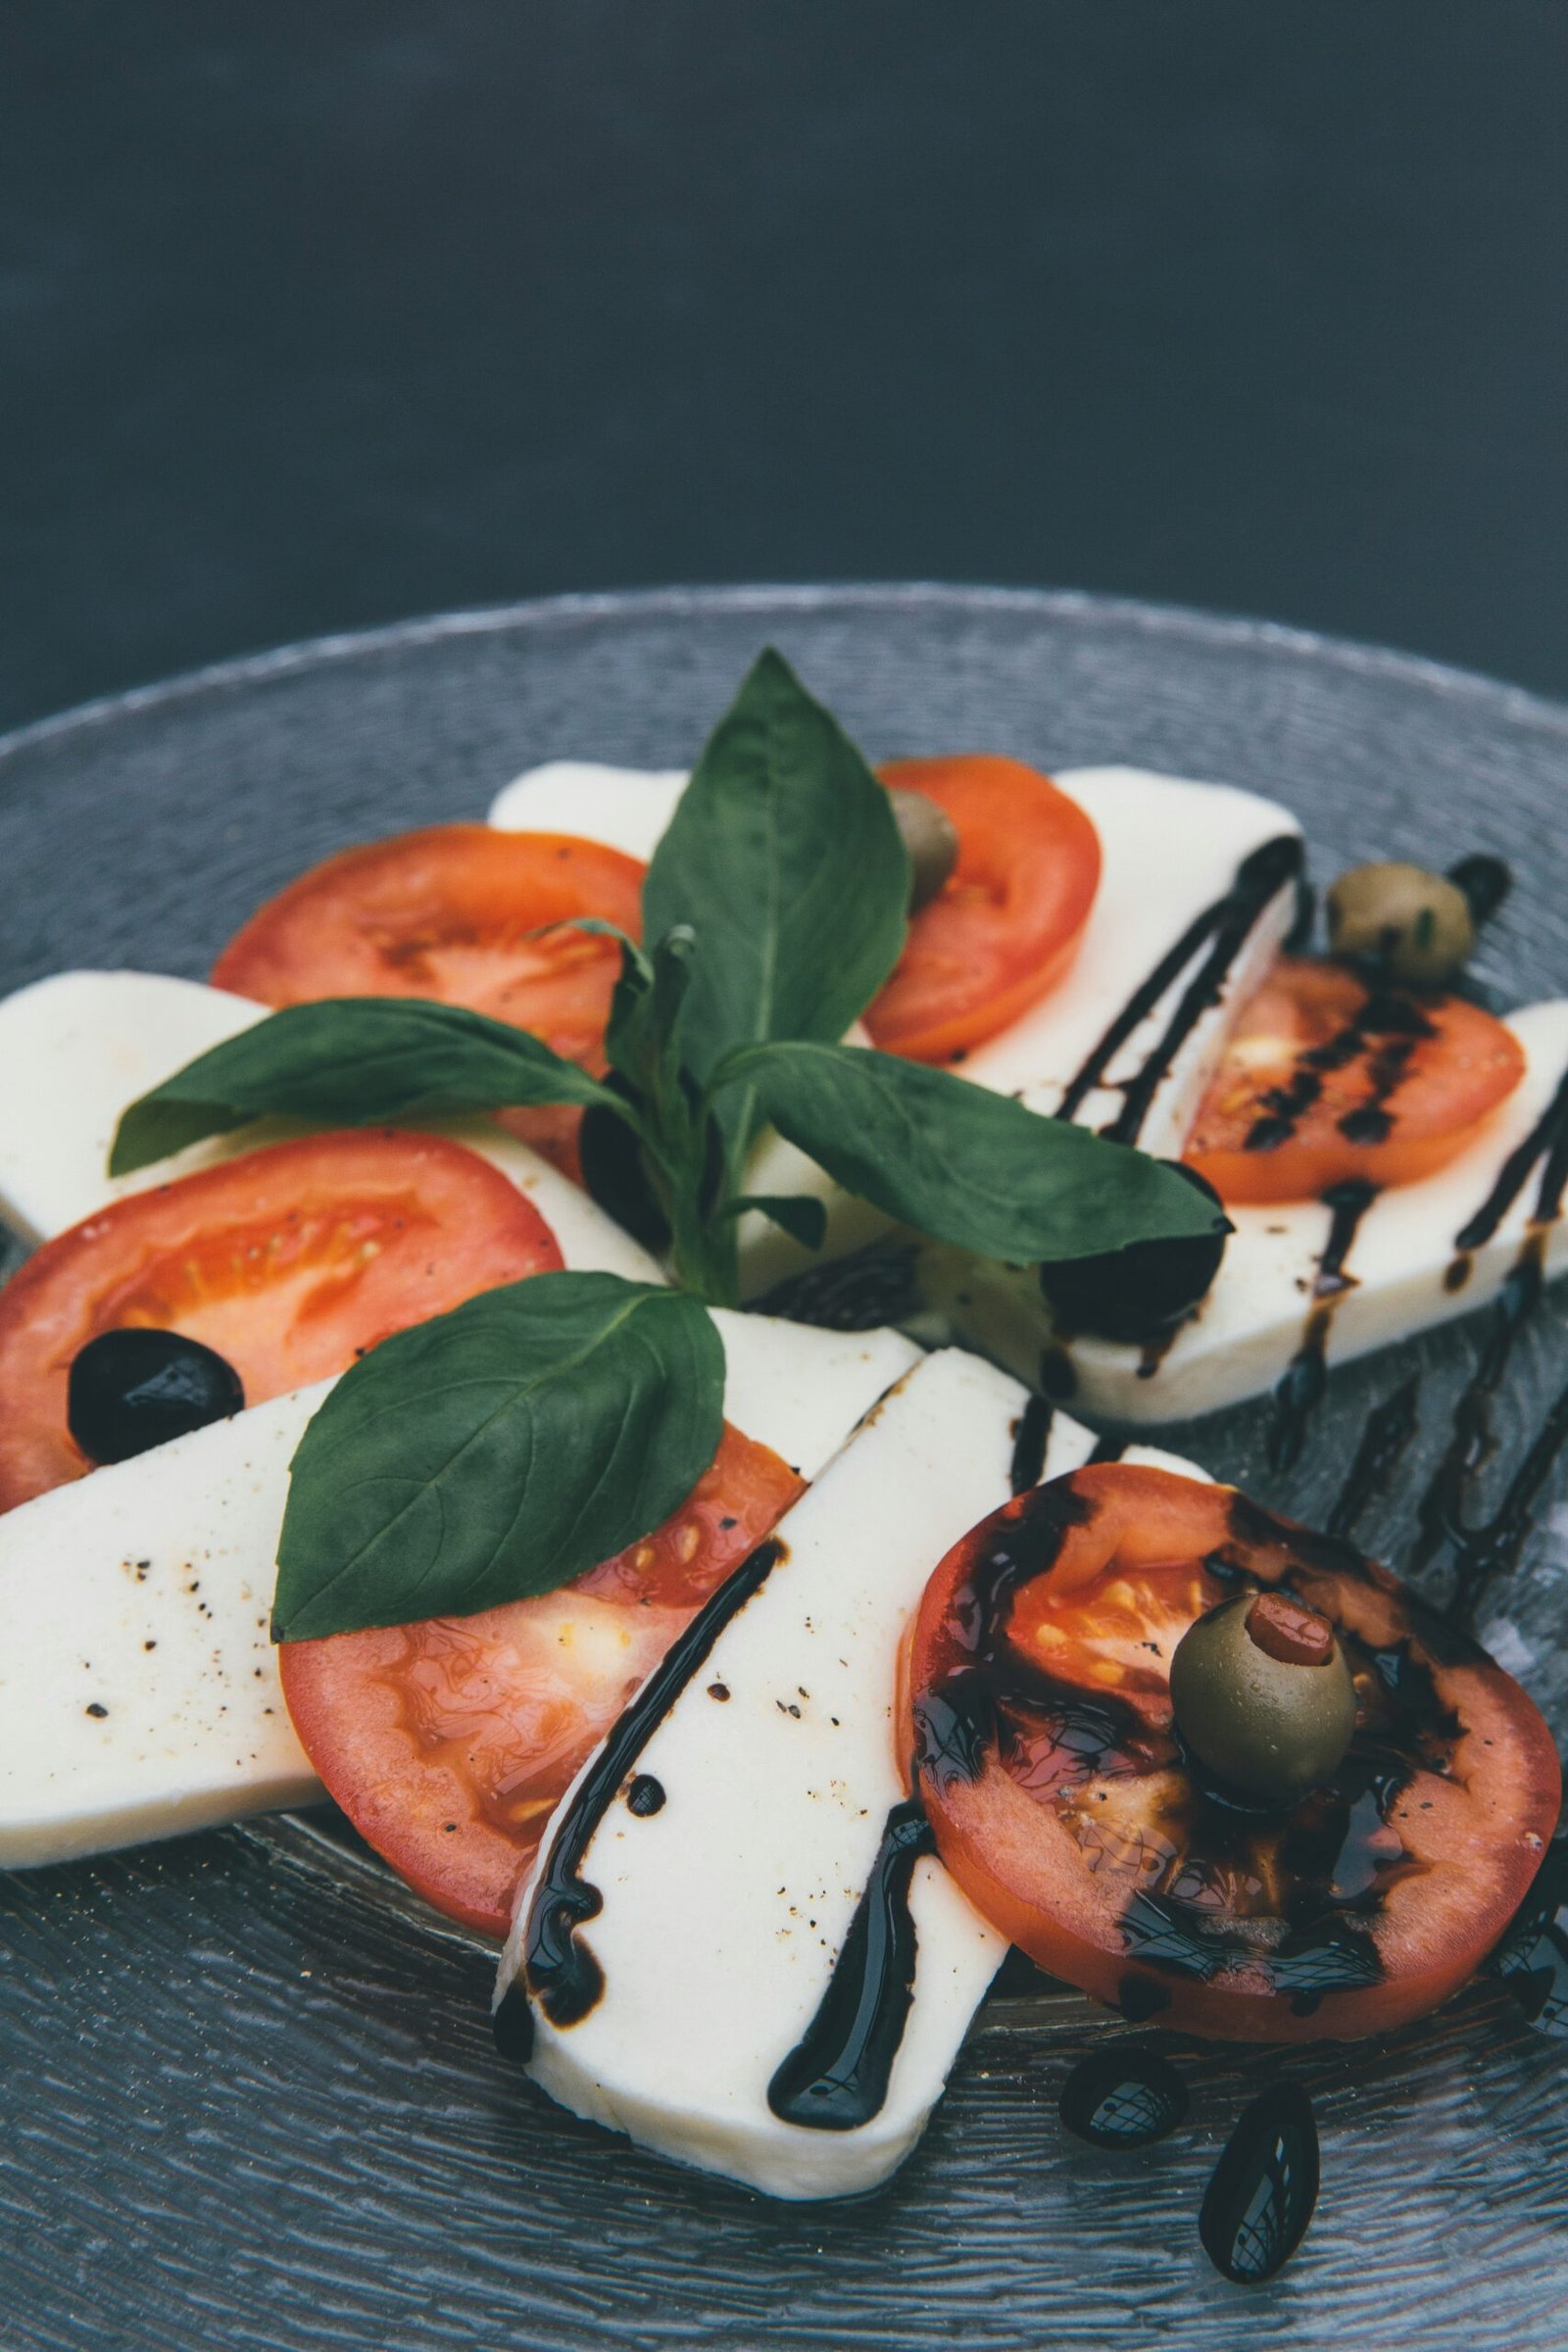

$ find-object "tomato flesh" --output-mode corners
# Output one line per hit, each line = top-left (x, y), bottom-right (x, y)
(908, 1464), (1559, 2042)
(1185, 957), (1526, 1204)
(0, 1131), (562, 1511)
(865, 756), (1102, 1062)
(278, 1426), (806, 1936)
(212, 824), (647, 1179)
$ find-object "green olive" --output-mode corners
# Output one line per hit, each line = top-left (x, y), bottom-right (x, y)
(1325, 861), (1476, 986)
(888, 786), (960, 914)
(1169, 1592), (1357, 1805)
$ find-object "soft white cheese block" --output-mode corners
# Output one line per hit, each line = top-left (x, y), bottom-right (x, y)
(923, 1002), (1568, 1424)
(0, 1383), (331, 1866)
(0, 969), (662, 1282)
(0, 1311), (920, 1870)
(497, 1348), (1205, 2200)
(488, 759), (1301, 1296)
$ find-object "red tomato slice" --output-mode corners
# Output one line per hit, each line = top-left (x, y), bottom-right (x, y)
(909, 1464), (1559, 2043)
(1184, 957), (1526, 1204)
(0, 1131), (562, 1511)
(212, 825), (647, 1180)
(865, 756), (1102, 1062)
(278, 1427), (806, 1937)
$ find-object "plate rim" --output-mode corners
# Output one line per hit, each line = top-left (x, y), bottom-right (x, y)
(5, 579), (1568, 772)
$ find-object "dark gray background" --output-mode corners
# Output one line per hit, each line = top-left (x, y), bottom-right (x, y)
(3, 0), (1566, 732)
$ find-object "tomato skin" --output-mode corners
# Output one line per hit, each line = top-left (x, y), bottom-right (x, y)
(0, 1131), (562, 1511)
(909, 1464), (1560, 2043)
(279, 1426), (806, 1937)
(1185, 958), (1526, 1205)
(213, 825), (647, 1180)
(865, 757), (1102, 1063)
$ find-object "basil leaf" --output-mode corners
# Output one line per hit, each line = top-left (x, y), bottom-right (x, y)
(721, 1042), (1228, 1264)
(643, 649), (909, 1148)
(110, 998), (625, 1175)
(272, 1272), (724, 1641)
(724, 1193), (829, 1251)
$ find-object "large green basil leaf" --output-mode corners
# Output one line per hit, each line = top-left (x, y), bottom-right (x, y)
(642, 649), (909, 1150)
(272, 1273), (724, 1641)
(110, 997), (625, 1175)
(722, 1041), (1229, 1264)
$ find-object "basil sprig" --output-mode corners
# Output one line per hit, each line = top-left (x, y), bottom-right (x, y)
(273, 1274), (723, 1641)
(110, 648), (1229, 1641)
(642, 647), (910, 1162)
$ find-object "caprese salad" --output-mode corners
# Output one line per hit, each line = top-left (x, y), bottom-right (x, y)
(0, 648), (1563, 2289)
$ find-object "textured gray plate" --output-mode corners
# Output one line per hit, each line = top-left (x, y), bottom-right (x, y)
(3, 586), (1568, 2352)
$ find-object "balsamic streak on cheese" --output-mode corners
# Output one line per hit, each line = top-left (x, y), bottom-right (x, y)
(766, 1795), (936, 2132)
(521, 1539), (786, 2031)
(1269, 1181), (1379, 1472)
(912, 1479), (1468, 2016)
(1056, 836), (1303, 1143)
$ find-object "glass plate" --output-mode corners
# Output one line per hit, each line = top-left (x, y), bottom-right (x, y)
(3, 585), (1566, 2352)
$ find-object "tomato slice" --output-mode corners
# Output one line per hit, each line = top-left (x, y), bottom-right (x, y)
(212, 824), (647, 1179)
(278, 1426), (806, 1937)
(1184, 957), (1526, 1204)
(908, 1464), (1559, 2042)
(865, 756), (1102, 1062)
(0, 1131), (562, 1511)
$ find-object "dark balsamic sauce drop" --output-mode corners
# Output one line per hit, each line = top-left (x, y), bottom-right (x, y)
(1008, 1395), (1054, 1494)
(491, 1982), (535, 2063)
(746, 1241), (923, 1332)
(1058, 2041), (1188, 2150)
(625, 1774), (665, 1817)
(1199, 2082), (1319, 2285)
(766, 1796), (935, 2132)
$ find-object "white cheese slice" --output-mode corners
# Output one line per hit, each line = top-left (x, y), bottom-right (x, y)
(489, 761), (688, 862)
(0, 969), (662, 1283)
(497, 1347), (1205, 2200)
(487, 759), (1301, 1296)
(923, 1002), (1568, 1423)
(0, 1311), (919, 1872)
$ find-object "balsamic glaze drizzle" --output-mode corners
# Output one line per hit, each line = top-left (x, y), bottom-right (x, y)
(1326, 1374), (1420, 1538)
(1379, 1056), (1568, 1616)
(1269, 1180), (1379, 1472)
(1454, 1060), (1568, 1251)
(1055, 837), (1304, 1143)
(766, 1796), (936, 2132)
(522, 1539), (786, 2030)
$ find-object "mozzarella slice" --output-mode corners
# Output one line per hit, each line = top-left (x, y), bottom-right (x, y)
(923, 1002), (1568, 1423)
(0, 1311), (919, 1871)
(496, 1348), (1206, 2200)
(0, 969), (662, 1282)
(487, 760), (1301, 1296)
(489, 761), (688, 862)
